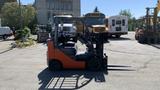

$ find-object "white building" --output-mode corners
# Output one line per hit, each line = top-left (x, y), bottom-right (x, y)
(35, 0), (81, 25)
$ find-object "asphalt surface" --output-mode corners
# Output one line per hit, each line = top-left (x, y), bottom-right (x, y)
(0, 32), (160, 90)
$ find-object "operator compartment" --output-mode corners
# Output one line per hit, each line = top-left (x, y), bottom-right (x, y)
(58, 41), (92, 61)
(58, 42), (77, 57)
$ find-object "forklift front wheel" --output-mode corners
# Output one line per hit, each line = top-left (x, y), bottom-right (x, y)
(87, 59), (101, 71)
(48, 60), (62, 71)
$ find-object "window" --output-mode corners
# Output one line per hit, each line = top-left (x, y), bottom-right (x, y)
(105, 19), (108, 26)
(116, 20), (121, 25)
(62, 2), (65, 10)
(63, 1), (73, 11)
(63, 27), (71, 31)
(55, 1), (60, 10)
(68, 1), (73, 11)
(58, 1), (61, 10)
(112, 19), (115, 26)
(51, 1), (54, 10)
(47, 0), (73, 11)
(47, 12), (50, 20)
(122, 19), (125, 26)
(85, 17), (105, 25)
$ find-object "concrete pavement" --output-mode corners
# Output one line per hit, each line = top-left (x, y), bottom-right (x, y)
(0, 32), (160, 90)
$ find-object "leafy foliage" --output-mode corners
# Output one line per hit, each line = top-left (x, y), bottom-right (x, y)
(15, 27), (31, 40)
(5, 0), (16, 2)
(13, 27), (35, 48)
(0, 0), (16, 11)
(22, 5), (36, 28)
(119, 9), (137, 31)
(1, 2), (36, 29)
(119, 9), (132, 19)
(15, 38), (35, 48)
(1, 2), (20, 28)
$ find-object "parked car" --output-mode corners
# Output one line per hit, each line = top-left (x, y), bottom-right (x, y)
(0, 27), (13, 40)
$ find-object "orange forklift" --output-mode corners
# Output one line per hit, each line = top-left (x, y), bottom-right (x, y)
(47, 15), (108, 71)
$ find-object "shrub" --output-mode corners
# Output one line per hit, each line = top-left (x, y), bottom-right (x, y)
(15, 38), (35, 48)
(15, 27), (31, 40)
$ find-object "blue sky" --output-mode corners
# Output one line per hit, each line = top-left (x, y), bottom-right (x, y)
(20, 0), (157, 18)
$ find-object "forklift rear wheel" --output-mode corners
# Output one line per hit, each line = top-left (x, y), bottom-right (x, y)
(135, 35), (139, 40)
(48, 60), (62, 71)
(138, 35), (146, 44)
(3, 35), (7, 40)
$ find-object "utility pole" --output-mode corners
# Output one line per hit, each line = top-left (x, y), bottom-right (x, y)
(18, 0), (23, 29)
(0, 18), (1, 27)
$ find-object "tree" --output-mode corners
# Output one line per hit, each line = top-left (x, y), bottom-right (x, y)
(5, 0), (16, 2)
(119, 9), (137, 31)
(1, 2), (20, 28)
(0, 0), (17, 12)
(119, 9), (132, 19)
(1, 2), (36, 29)
(22, 5), (36, 28)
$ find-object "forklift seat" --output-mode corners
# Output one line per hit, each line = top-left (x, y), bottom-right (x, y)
(75, 52), (93, 61)
(59, 42), (77, 57)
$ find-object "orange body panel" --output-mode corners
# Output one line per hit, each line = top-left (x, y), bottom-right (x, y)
(47, 40), (86, 69)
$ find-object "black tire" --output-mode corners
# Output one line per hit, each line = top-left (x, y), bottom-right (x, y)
(138, 35), (146, 44)
(87, 58), (101, 71)
(37, 35), (41, 43)
(103, 56), (108, 69)
(158, 38), (160, 44)
(104, 58), (108, 74)
(115, 35), (121, 38)
(108, 34), (112, 38)
(135, 35), (139, 40)
(48, 60), (62, 71)
(73, 37), (78, 42)
(2, 35), (7, 40)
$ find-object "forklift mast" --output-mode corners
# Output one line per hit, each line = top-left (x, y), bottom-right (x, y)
(80, 23), (108, 70)
(146, 0), (160, 31)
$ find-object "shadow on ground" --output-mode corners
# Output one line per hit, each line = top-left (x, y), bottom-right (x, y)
(0, 48), (13, 54)
(109, 37), (131, 41)
(38, 65), (134, 90)
(38, 68), (106, 90)
(150, 44), (160, 49)
(0, 38), (14, 42)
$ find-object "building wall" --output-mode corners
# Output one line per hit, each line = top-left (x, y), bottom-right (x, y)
(35, 0), (81, 25)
